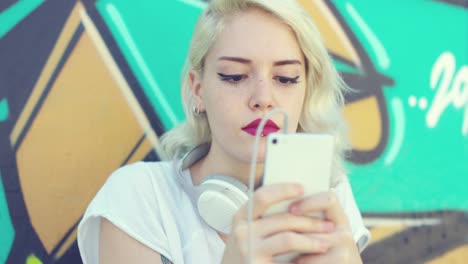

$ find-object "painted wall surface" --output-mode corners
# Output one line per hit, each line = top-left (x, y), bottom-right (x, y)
(0, 0), (467, 263)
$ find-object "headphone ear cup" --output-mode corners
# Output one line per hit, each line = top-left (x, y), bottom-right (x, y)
(197, 175), (248, 234)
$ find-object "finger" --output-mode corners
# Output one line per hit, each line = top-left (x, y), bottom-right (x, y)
(257, 232), (329, 257)
(253, 213), (335, 237)
(291, 235), (333, 264)
(236, 183), (304, 220)
(293, 245), (351, 264)
(308, 231), (358, 251)
(294, 253), (329, 264)
(323, 190), (349, 228)
(288, 190), (350, 228)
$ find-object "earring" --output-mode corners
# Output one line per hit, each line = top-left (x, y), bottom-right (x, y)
(193, 105), (204, 117)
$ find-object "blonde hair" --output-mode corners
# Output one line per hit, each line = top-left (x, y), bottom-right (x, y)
(160, 0), (350, 186)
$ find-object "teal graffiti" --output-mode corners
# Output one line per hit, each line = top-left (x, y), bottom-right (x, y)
(334, 59), (360, 75)
(337, 0), (468, 212)
(384, 97), (405, 165)
(96, 0), (205, 129)
(0, 98), (9, 122)
(0, 170), (15, 264)
(0, 0), (44, 39)
(176, 0), (207, 9)
(345, 2), (390, 70)
(104, 3), (179, 126)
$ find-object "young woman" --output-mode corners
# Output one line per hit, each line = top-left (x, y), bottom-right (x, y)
(78, 0), (370, 263)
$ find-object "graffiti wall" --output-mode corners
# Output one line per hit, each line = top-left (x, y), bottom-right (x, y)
(0, 0), (466, 263)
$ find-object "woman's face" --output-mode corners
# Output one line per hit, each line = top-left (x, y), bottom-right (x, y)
(191, 8), (307, 164)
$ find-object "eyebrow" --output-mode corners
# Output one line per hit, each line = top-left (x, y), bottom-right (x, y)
(273, 60), (302, 66)
(218, 56), (302, 66)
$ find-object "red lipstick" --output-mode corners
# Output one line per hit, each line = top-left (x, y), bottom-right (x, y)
(242, 119), (280, 137)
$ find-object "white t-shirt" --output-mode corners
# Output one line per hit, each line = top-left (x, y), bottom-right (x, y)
(78, 155), (370, 264)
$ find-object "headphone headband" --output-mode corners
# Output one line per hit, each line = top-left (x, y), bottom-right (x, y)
(176, 145), (248, 234)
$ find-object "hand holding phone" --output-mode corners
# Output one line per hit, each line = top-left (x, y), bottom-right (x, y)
(261, 133), (334, 262)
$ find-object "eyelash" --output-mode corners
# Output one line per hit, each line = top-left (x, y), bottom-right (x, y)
(217, 73), (246, 83)
(217, 73), (300, 84)
(275, 76), (300, 84)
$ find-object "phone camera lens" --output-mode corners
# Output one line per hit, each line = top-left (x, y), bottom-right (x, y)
(272, 138), (278, 144)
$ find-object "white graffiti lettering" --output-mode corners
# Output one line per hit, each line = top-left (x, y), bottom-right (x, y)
(426, 51), (468, 136)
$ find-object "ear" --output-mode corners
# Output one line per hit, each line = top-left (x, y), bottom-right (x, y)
(189, 69), (205, 112)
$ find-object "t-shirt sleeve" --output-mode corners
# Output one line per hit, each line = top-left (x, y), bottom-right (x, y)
(77, 162), (171, 264)
(334, 177), (371, 253)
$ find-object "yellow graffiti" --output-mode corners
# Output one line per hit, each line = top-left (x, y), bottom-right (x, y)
(26, 255), (43, 264)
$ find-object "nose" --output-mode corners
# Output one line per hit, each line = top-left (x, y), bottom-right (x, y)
(248, 78), (274, 111)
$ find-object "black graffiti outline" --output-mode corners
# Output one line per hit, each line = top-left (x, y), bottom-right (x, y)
(362, 211), (468, 263)
(1, 0), (83, 263)
(433, 0), (468, 8)
(81, 0), (167, 142)
(324, 0), (394, 164)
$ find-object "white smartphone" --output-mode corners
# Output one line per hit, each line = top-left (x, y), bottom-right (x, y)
(262, 133), (334, 262)
(262, 133), (334, 216)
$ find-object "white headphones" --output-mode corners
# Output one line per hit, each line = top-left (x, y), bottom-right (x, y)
(177, 144), (248, 234)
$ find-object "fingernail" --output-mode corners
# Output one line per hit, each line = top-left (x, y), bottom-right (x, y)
(294, 184), (304, 194)
(324, 222), (335, 231)
(320, 240), (330, 251)
(290, 204), (302, 215)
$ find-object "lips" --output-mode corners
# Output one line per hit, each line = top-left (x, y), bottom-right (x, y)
(242, 118), (280, 137)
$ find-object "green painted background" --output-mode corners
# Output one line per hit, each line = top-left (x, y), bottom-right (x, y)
(96, 0), (468, 212)
(0, 0), (466, 263)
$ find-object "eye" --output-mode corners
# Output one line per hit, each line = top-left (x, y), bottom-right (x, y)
(217, 73), (246, 83)
(275, 76), (300, 84)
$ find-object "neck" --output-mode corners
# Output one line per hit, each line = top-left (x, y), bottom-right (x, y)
(190, 145), (264, 188)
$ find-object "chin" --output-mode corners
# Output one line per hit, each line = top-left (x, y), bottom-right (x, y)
(242, 145), (267, 163)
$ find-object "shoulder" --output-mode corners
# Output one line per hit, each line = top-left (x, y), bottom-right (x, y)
(78, 160), (179, 263)
(79, 160), (177, 222)
(90, 160), (185, 219)
(104, 161), (177, 195)
(333, 176), (353, 202)
(107, 160), (172, 183)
